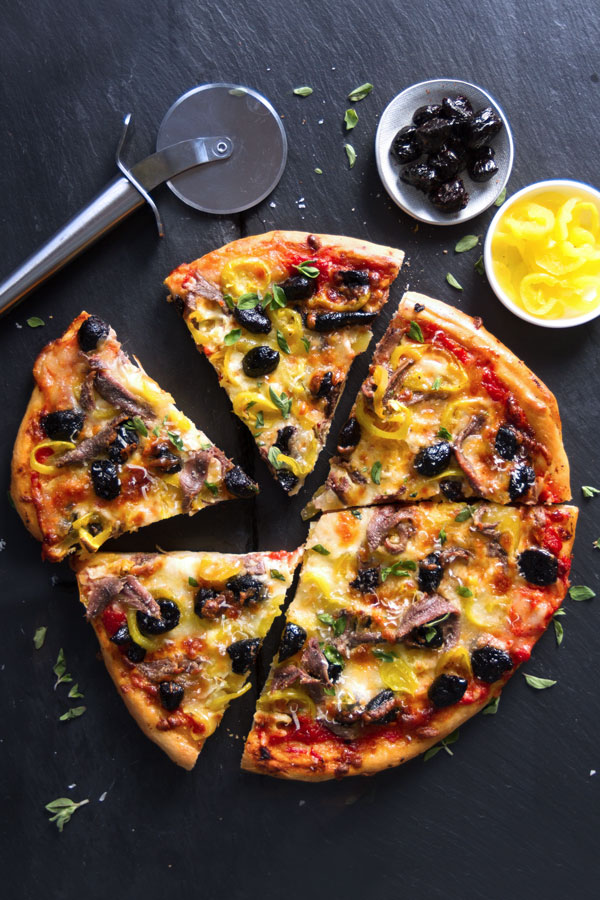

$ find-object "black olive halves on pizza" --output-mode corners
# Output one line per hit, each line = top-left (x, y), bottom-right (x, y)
(165, 231), (404, 495)
(11, 312), (258, 561)
(307, 291), (570, 515)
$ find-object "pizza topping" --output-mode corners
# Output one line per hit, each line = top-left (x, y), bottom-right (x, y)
(232, 304), (272, 334)
(41, 409), (85, 442)
(109, 624), (131, 645)
(227, 637), (261, 674)
(77, 315), (109, 352)
(227, 574), (267, 605)
(136, 655), (204, 683)
(337, 417), (361, 456)
(413, 441), (452, 476)
(136, 599), (180, 636)
(90, 459), (121, 501)
(305, 310), (377, 332)
(439, 479), (465, 502)
(517, 548), (559, 586)
(158, 681), (184, 711)
(147, 444), (182, 474)
(242, 345), (280, 377)
(224, 466), (259, 499)
(494, 423), (519, 460)
(107, 421), (139, 463)
(428, 673), (468, 708)
(418, 553), (444, 593)
(280, 274), (317, 302)
(93, 369), (154, 421)
(367, 506), (416, 554)
(471, 646), (513, 683)
(395, 593), (459, 641)
(179, 450), (211, 510)
(278, 623), (308, 661)
(86, 574), (160, 620)
(350, 567), (380, 594)
(509, 462), (536, 501)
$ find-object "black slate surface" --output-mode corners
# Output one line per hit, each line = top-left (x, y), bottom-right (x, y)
(1, 1), (599, 897)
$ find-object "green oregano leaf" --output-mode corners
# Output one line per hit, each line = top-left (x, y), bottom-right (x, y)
(53, 648), (73, 689)
(494, 187), (507, 206)
(437, 426), (452, 440)
(68, 683), (84, 699)
(408, 320), (424, 342)
(224, 329), (242, 346)
(371, 460), (382, 484)
(372, 648), (395, 663)
(344, 143), (357, 168)
(582, 485), (600, 498)
(27, 316), (45, 328)
(348, 82), (373, 102)
(293, 260), (319, 278)
(474, 255), (485, 275)
(45, 797), (89, 832)
(456, 585), (473, 598)
(446, 273), (463, 290)
(293, 86), (313, 96)
(188, 577), (199, 587)
(455, 235), (479, 253)
(482, 696), (500, 715)
(34, 626), (47, 650)
(523, 673), (556, 689)
(455, 505), (475, 522)
(268, 387), (292, 419)
(311, 544), (330, 555)
(276, 330), (291, 354)
(237, 292), (260, 309)
(131, 416), (148, 437)
(344, 108), (358, 130)
(59, 706), (86, 721)
(569, 585), (595, 601)
(270, 569), (285, 581)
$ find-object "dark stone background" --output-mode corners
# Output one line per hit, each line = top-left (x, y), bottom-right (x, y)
(0, 1), (598, 897)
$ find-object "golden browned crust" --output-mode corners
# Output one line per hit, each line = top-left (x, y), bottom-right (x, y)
(11, 384), (45, 543)
(402, 292), (571, 501)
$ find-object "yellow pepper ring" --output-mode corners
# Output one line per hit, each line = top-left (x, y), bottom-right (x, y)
(221, 257), (272, 297)
(205, 681), (252, 710)
(125, 608), (159, 651)
(233, 391), (279, 420)
(379, 655), (418, 694)
(440, 398), (487, 435)
(355, 394), (411, 441)
(30, 440), (75, 475)
(389, 343), (426, 370)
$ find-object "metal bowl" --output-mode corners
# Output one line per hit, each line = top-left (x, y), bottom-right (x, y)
(484, 178), (600, 328)
(375, 78), (514, 226)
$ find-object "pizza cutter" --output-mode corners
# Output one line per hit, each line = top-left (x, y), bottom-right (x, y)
(0, 83), (287, 317)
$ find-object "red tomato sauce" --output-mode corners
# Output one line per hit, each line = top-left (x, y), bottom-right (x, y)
(101, 603), (126, 636)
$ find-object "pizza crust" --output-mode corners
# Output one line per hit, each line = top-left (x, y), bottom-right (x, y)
(11, 384), (46, 543)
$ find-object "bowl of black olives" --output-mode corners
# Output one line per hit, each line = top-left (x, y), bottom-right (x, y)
(375, 79), (514, 225)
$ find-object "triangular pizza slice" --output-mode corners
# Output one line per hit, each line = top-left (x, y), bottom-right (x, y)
(307, 292), (570, 515)
(75, 547), (302, 769)
(11, 312), (258, 561)
(165, 231), (404, 495)
(242, 501), (577, 780)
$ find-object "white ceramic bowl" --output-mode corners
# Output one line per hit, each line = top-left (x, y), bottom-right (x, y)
(484, 179), (600, 328)
(375, 78), (513, 225)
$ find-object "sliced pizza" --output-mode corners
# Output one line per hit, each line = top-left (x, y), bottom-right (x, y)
(74, 547), (302, 769)
(242, 501), (577, 780)
(11, 312), (258, 562)
(165, 231), (404, 495)
(307, 291), (570, 515)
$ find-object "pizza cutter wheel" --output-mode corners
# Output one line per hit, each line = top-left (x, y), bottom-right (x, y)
(0, 83), (287, 317)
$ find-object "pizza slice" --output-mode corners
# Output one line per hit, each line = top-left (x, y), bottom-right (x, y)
(307, 291), (570, 515)
(242, 501), (577, 780)
(74, 547), (302, 769)
(165, 231), (404, 495)
(11, 312), (258, 562)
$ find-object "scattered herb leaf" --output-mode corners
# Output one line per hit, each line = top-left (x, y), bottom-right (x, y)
(317, 612), (335, 627)
(437, 426), (452, 440)
(59, 706), (86, 721)
(351, 509), (362, 519)
(582, 485), (600, 498)
(323, 685), (336, 696)
(323, 645), (344, 667)
(301, 336), (311, 352)
(271, 284), (288, 307)
(446, 273), (463, 290)
(311, 544), (330, 555)
(569, 585), (595, 601)
(68, 683), (84, 699)
(373, 648), (396, 662)
(27, 316), (45, 328)
(237, 292), (260, 309)
(270, 569), (285, 582)
(267, 446), (284, 469)
(371, 460), (382, 484)
(33, 626), (47, 650)
(344, 108), (358, 130)
(293, 86), (313, 97)
(494, 187), (507, 206)
(474, 255), (485, 275)
(439, 527), (447, 545)
(268, 387), (292, 419)
(314, 167), (323, 175)
(224, 329), (242, 345)
(456, 585), (473, 598)
(381, 559), (417, 582)
(334, 615), (346, 637)
(348, 82), (373, 102)
(168, 431), (184, 451)
(455, 235), (479, 253)
(523, 674), (556, 690)
(432, 377), (442, 391)
(45, 797), (89, 832)
(276, 330), (291, 354)
(53, 648), (73, 689)
(131, 416), (148, 437)
(293, 260), (319, 279)
(228, 88), (247, 97)
(594, 538), (600, 550)
(482, 696), (500, 715)
(204, 482), (219, 496)
(424, 729), (459, 761)
(344, 143), (357, 168)
(408, 320), (424, 342)
(553, 618), (564, 646)
(223, 293), (235, 309)
(188, 577), (198, 587)
(455, 505), (475, 522)
(255, 411), (264, 429)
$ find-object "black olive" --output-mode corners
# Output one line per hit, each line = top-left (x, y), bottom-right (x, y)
(350, 567), (380, 593)
(109, 624), (131, 645)
(441, 94), (474, 125)
(428, 147), (461, 181)
(90, 459), (121, 501)
(429, 179), (470, 212)
(242, 345), (280, 377)
(415, 117), (454, 152)
(278, 623), (307, 661)
(125, 642), (146, 663)
(274, 425), (295, 454)
(307, 310), (376, 332)
(495, 424), (519, 461)
(194, 587), (218, 618)
(468, 147), (499, 183)
(467, 107), (503, 149)
(226, 574), (265, 605)
(418, 552), (443, 594)
(136, 599), (180, 636)
(158, 681), (184, 711)
(364, 689), (396, 722)
(337, 269), (371, 288)
(108, 421), (139, 463)
(338, 416), (361, 450)
(328, 662), (343, 683)
(315, 371), (334, 399)
(233, 304), (272, 334)
(149, 445), (182, 474)
(414, 441), (452, 477)
(411, 624), (445, 649)
(471, 646), (513, 683)
(400, 161), (441, 193)
(40, 409), (85, 442)
(276, 468), (299, 494)
(78, 315), (109, 352)
(428, 673), (468, 708)
(279, 275), (317, 302)
(509, 462), (535, 500)
(412, 104), (443, 126)
(391, 125), (422, 164)
(227, 637), (261, 674)
(224, 466), (259, 499)
(171, 295), (185, 316)
(439, 479), (465, 502)
(517, 548), (559, 586)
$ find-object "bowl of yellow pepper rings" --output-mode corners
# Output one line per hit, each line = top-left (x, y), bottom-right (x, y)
(484, 179), (600, 327)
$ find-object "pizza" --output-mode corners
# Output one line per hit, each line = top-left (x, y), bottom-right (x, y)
(164, 231), (404, 494)
(242, 501), (577, 780)
(11, 312), (258, 562)
(74, 548), (302, 769)
(307, 291), (570, 516)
